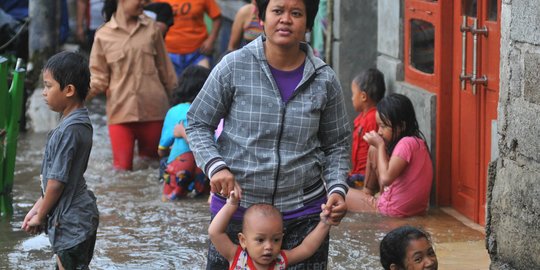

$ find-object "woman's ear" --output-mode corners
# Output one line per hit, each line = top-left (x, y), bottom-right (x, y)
(389, 263), (399, 270)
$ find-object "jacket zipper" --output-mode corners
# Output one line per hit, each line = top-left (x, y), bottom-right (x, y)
(271, 104), (286, 205)
(270, 70), (319, 205)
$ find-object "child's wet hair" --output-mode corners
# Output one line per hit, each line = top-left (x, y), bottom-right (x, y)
(242, 203), (283, 230)
(43, 51), (90, 102)
(353, 68), (386, 103)
(171, 65), (211, 105)
(379, 225), (433, 270)
(377, 93), (425, 154)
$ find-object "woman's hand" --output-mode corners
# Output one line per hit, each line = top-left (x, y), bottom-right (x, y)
(363, 131), (385, 148)
(322, 193), (347, 226)
(210, 169), (242, 199)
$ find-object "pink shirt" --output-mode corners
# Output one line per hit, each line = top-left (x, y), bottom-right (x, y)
(377, 137), (433, 217)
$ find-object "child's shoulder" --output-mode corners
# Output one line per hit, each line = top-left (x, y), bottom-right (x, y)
(356, 107), (377, 122)
(58, 109), (91, 129)
(365, 106), (377, 116)
(397, 136), (427, 152)
(399, 136), (423, 144)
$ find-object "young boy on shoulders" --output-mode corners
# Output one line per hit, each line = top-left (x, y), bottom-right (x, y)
(21, 51), (99, 269)
(348, 68), (386, 191)
(208, 190), (331, 269)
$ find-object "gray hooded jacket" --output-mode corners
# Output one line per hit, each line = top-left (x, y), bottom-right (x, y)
(187, 36), (351, 212)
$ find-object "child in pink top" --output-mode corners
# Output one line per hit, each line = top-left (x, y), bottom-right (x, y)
(346, 93), (433, 217)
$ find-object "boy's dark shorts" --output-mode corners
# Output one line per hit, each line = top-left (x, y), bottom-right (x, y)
(56, 232), (97, 270)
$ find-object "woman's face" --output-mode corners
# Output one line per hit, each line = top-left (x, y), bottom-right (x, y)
(262, 0), (307, 49)
(403, 238), (438, 270)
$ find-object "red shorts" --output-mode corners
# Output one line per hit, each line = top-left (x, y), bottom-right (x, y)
(162, 152), (207, 200)
(108, 121), (163, 170)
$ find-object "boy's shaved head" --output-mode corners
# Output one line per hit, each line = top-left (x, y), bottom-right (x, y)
(243, 203), (283, 230)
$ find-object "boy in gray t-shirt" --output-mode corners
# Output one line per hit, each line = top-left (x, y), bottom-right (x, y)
(22, 51), (99, 269)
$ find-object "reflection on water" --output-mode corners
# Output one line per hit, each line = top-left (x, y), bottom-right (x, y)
(0, 98), (487, 269)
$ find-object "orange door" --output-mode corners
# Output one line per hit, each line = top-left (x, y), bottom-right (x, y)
(451, 0), (500, 225)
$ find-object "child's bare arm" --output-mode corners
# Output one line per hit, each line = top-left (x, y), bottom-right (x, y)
(173, 122), (188, 142)
(25, 179), (64, 229)
(285, 210), (332, 265)
(364, 131), (408, 186)
(208, 191), (240, 262)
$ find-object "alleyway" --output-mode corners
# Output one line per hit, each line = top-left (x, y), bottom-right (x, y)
(0, 97), (490, 269)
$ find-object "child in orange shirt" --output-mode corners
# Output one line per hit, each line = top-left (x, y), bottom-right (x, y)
(348, 68), (386, 189)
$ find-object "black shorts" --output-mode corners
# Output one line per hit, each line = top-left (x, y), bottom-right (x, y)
(56, 232), (97, 270)
(206, 213), (329, 269)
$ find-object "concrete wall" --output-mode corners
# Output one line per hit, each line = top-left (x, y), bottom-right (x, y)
(376, 1), (434, 149)
(394, 83), (436, 155)
(486, 1), (540, 269)
(375, 0), (437, 204)
(377, 0), (403, 93)
(333, 0), (378, 121)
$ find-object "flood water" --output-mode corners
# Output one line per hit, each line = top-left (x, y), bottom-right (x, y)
(0, 98), (488, 269)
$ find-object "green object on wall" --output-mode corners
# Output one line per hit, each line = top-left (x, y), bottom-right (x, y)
(0, 56), (26, 217)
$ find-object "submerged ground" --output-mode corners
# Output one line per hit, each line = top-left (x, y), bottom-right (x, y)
(0, 98), (489, 269)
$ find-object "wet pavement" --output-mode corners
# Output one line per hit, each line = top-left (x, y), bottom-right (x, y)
(0, 97), (490, 269)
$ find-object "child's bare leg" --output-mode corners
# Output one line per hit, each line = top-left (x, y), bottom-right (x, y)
(362, 146), (380, 196)
(56, 256), (65, 270)
(345, 188), (379, 213)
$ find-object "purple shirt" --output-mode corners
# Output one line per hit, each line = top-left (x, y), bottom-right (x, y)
(269, 63), (305, 103)
(210, 193), (326, 221)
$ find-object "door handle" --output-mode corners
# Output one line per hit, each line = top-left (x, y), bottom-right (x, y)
(471, 18), (488, 95)
(459, 15), (472, 90)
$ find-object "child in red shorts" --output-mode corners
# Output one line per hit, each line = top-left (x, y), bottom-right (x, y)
(158, 65), (211, 200)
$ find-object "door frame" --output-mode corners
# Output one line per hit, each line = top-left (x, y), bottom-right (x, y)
(450, 0), (501, 225)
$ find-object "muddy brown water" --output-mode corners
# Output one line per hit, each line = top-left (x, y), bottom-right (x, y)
(0, 98), (487, 269)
